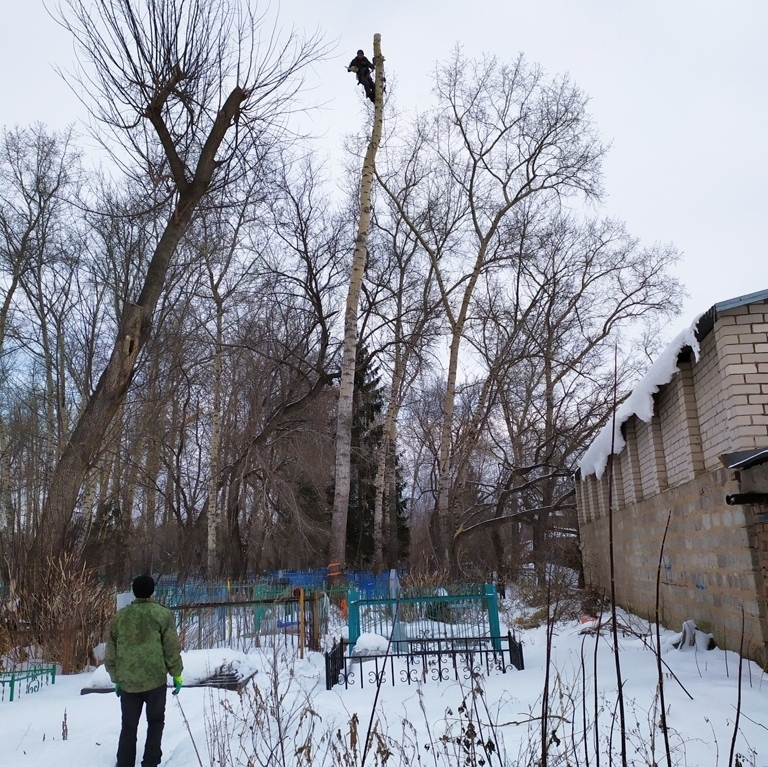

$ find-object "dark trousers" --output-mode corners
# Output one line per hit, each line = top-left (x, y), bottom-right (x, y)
(358, 72), (375, 101)
(117, 684), (167, 767)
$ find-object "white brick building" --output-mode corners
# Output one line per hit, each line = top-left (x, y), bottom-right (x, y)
(577, 289), (768, 664)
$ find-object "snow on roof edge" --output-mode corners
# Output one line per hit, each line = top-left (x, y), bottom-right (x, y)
(578, 315), (703, 480)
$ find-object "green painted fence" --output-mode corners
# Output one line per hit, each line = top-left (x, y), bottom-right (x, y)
(0, 664), (56, 702)
(348, 583), (502, 652)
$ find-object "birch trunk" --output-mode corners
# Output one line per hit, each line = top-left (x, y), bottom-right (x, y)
(386, 447), (399, 566)
(137, 354), (163, 571)
(142, 419), (162, 570)
(329, 34), (385, 565)
(372, 434), (390, 572)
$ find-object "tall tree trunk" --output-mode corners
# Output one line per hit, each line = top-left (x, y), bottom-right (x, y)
(330, 34), (385, 566)
(224, 467), (246, 578)
(56, 317), (69, 445)
(386, 446), (399, 568)
(371, 257), (434, 570)
(0, 252), (33, 567)
(372, 432), (390, 572)
(35, 277), (59, 482)
(0, 421), (10, 533)
(0, 272), (20, 541)
(372, 357), (404, 570)
(36, 83), (248, 558)
(534, 330), (555, 585)
(433, 257), (484, 568)
(207, 303), (223, 577)
(142, 423), (162, 573)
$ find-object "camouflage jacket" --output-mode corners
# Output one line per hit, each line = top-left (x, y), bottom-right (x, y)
(105, 598), (183, 693)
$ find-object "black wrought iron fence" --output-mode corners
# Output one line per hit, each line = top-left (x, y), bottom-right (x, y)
(324, 631), (523, 690)
(325, 637), (347, 690)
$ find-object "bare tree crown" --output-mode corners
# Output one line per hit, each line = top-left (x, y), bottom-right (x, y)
(56, 0), (326, 196)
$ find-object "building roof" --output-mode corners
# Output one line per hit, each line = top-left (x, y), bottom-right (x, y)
(696, 288), (768, 341)
(720, 448), (768, 470)
(579, 287), (768, 479)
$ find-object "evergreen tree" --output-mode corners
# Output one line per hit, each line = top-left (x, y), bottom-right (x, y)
(345, 346), (383, 568)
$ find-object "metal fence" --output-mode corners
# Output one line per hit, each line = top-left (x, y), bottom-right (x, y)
(168, 592), (326, 653)
(325, 632), (524, 690)
(155, 580), (294, 608)
(0, 664), (57, 702)
(348, 583), (502, 651)
(153, 570), (399, 608)
(152, 571), (399, 652)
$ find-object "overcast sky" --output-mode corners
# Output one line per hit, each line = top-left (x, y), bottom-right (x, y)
(3, 1), (766, 336)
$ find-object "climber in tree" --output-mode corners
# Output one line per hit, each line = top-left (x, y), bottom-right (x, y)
(348, 49), (375, 102)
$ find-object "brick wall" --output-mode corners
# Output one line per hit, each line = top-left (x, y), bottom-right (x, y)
(716, 304), (768, 449)
(741, 462), (768, 643)
(636, 418), (664, 496)
(659, 358), (704, 485)
(580, 468), (768, 664)
(693, 328), (731, 469)
(658, 369), (687, 486)
(620, 419), (642, 504)
(578, 298), (768, 664)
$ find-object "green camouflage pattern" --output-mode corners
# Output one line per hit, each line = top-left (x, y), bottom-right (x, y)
(105, 598), (183, 693)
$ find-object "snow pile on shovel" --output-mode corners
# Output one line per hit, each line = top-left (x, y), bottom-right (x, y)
(80, 648), (258, 694)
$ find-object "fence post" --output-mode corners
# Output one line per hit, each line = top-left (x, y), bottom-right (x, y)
(485, 583), (502, 651)
(297, 587), (305, 659)
(507, 629), (524, 670)
(311, 592), (320, 651)
(348, 588), (360, 649)
(227, 580), (232, 641)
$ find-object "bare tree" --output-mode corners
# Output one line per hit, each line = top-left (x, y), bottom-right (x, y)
(0, 125), (81, 569)
(448, 212), (682, 576)
(75, 155), (344, 579)
(38, 0), (326, 556)
(192, 184), (265, 576)
(330, 34), (386, 567)
(378, 50), (605, 568)
(212, 155), (345, 576)
(361, 198), (441, 570)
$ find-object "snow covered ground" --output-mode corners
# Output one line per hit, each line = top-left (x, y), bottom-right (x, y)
(2, 607), (767, 766)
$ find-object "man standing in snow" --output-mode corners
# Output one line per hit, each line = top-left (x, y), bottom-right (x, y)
(105, 575), (183, 767)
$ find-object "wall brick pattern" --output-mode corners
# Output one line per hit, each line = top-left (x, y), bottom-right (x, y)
(578, 299), (768, 664)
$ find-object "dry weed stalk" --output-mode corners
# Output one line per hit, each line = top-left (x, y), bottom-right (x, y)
(1, 551), (113, 672)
